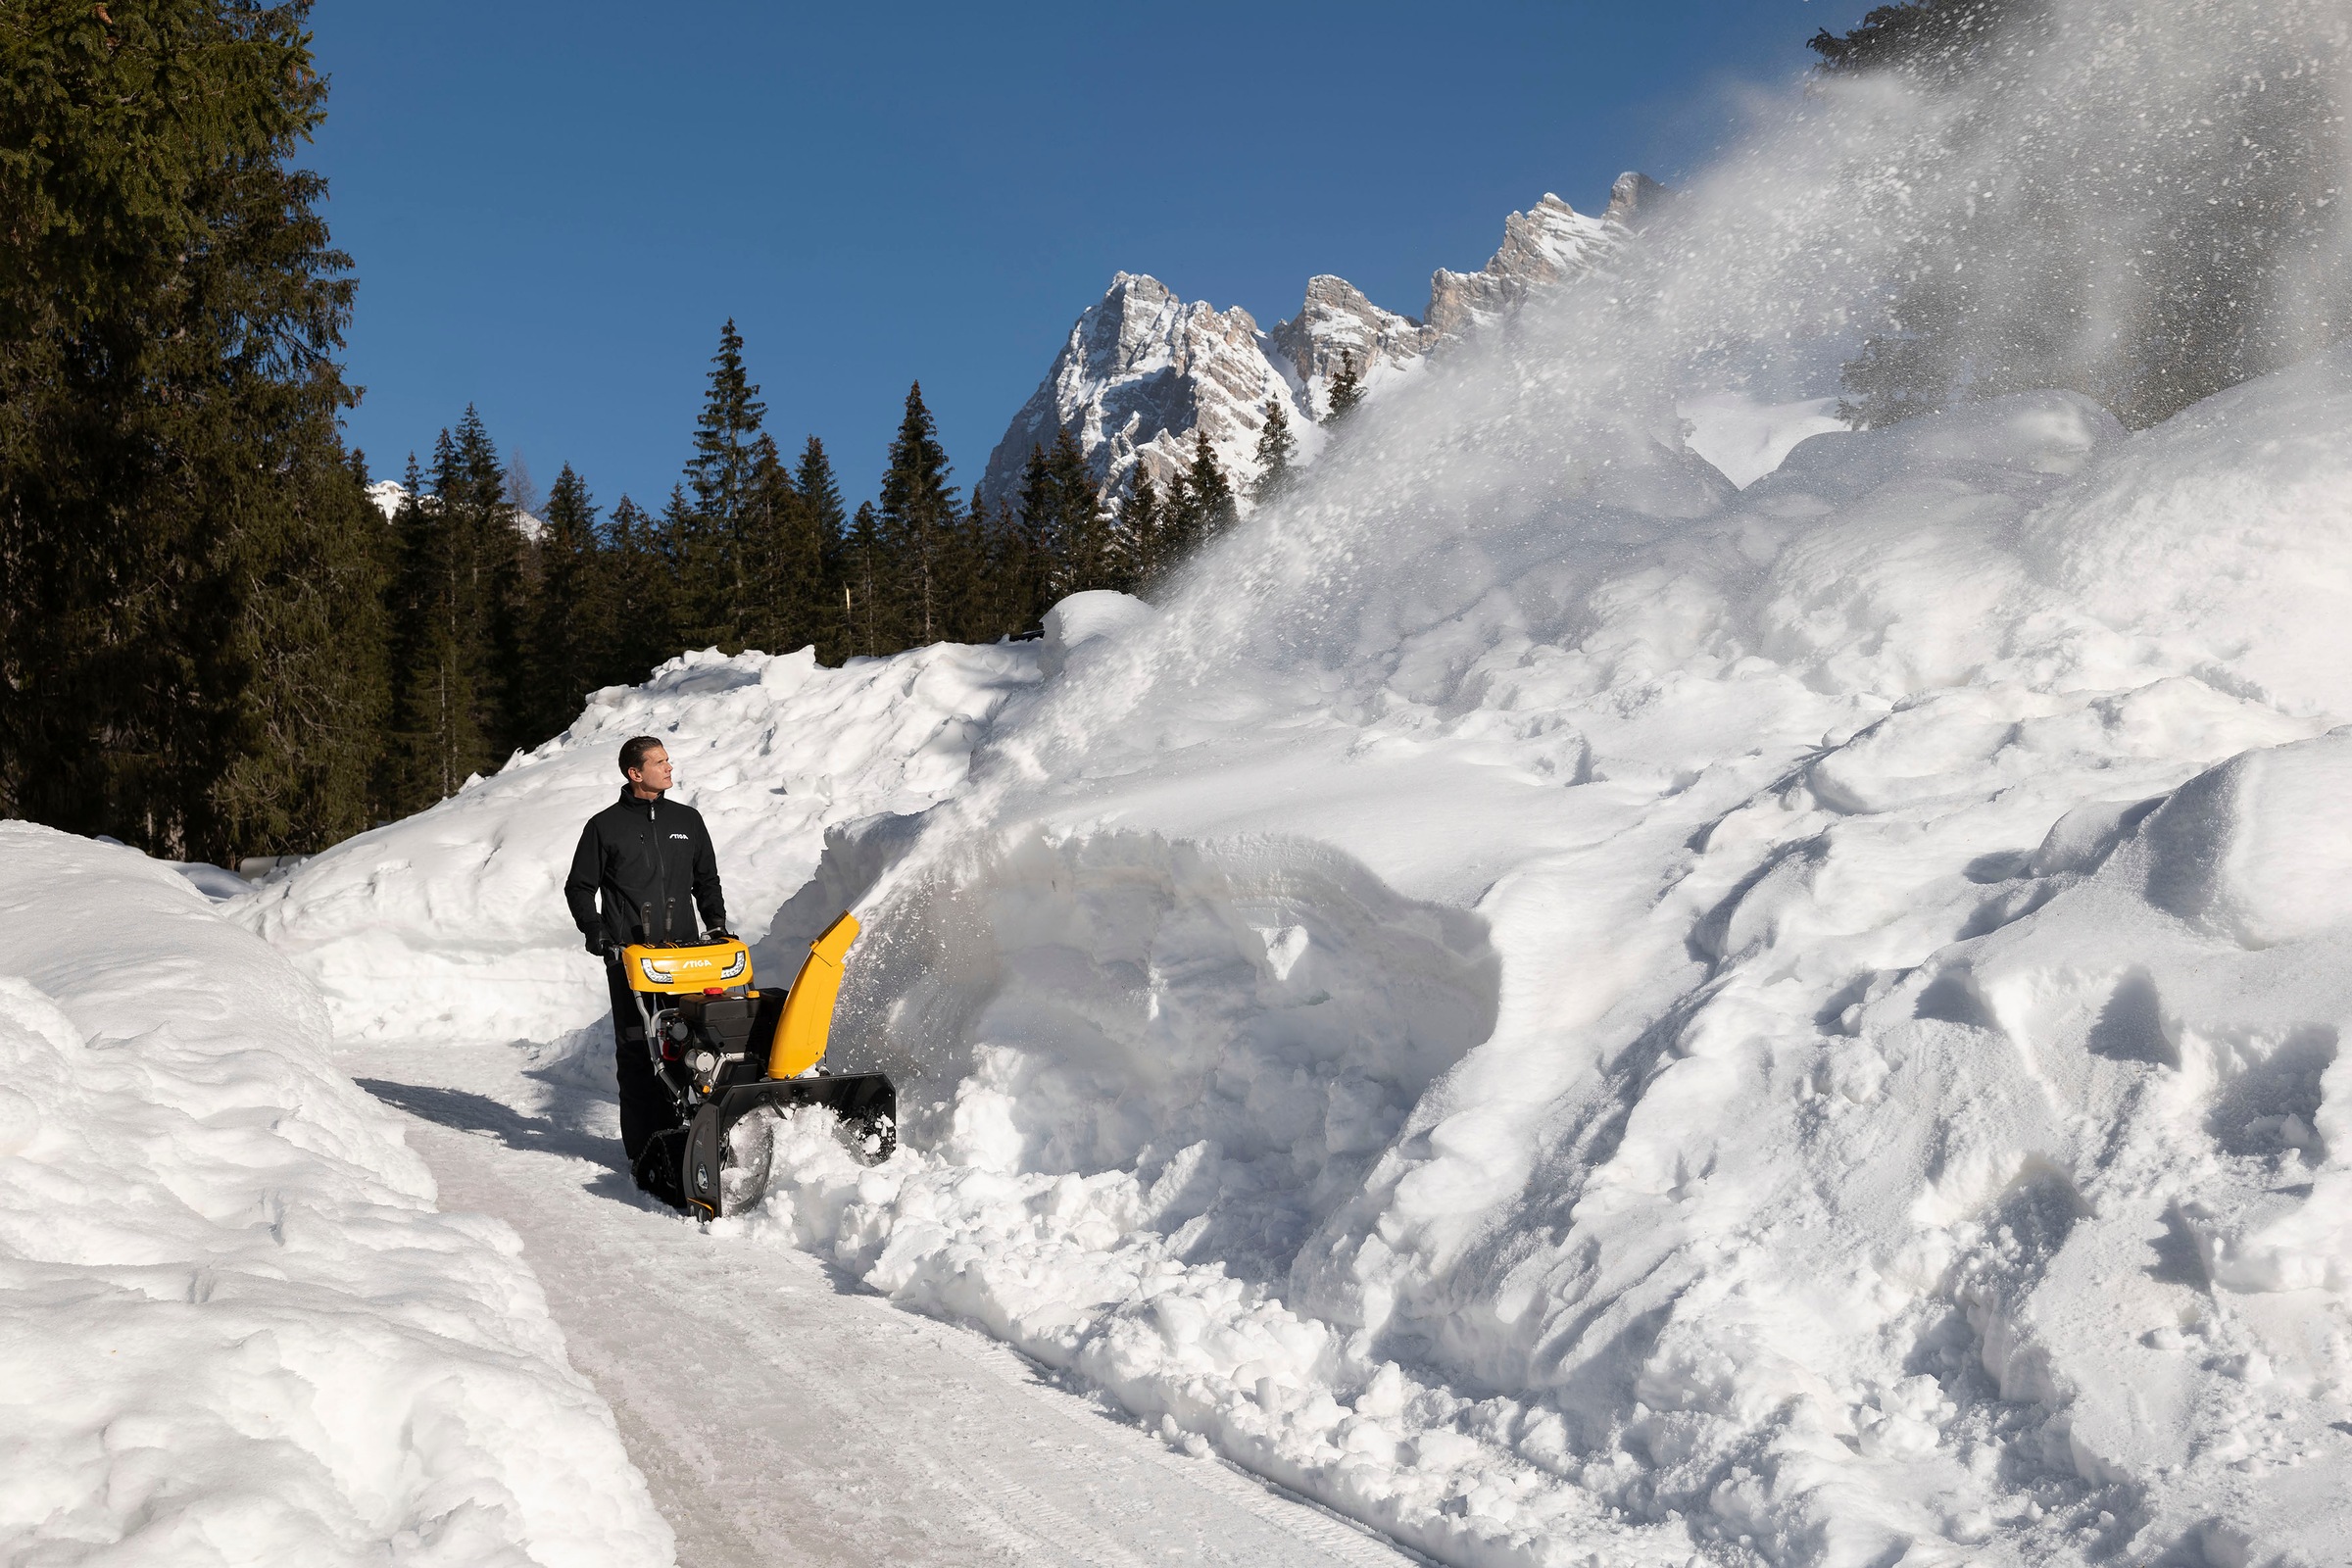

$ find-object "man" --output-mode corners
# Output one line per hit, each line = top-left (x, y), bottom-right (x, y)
(564, 735), (729, 1185)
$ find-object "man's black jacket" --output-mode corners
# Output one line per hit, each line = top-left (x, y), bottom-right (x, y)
(565, 788), (727, 948)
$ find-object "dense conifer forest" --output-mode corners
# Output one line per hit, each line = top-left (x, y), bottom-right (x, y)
(364, 331), (1256, 834)
(0, 2), (1245, 861)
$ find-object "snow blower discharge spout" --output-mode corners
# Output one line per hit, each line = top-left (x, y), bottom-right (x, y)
(621, 912), (893, 1218)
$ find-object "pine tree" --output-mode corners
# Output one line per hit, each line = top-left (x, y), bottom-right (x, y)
(1008, 442), (1065, 632)
(659, 485), (699, 647)
(383, 409), (530, 807)
(1149, 431), (1239, 595)
(1251, 395), (1297, 504)
(348, 449), (405, 823)
(741, 433), (827, 656)
(795, 436), (853, 663)
(387, 436), (482, 808)
(0, 0), (388, 858)
(876, 382), (958, 648)
(975, 494), (1032, 640)
(932, 491), (996, 644)
(1323, 351), (1365, 426)
(215, 439), (390, 850)
(381, 452), (430, 787)
(453, 407), (533, 760)
(1112, 467), (1161, 597)
(1178, 429), (1239, 550)
(842, 501), (888, 658)
(602, 495), (676, 689)
(1159, 463), (1201, 582)
(680, 319), (768, 648)
(1044, 427), (1113, 597)
(797, 436), (848, 542)
(528, 464), (608, 741)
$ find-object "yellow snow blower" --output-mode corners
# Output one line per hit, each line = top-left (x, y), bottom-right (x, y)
(621, 912), (894, 1219)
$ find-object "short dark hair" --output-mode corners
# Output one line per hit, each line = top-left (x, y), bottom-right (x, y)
(618, 735), (665, 776)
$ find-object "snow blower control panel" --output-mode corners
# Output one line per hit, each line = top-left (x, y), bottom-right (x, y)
(620, 936), (753, 996)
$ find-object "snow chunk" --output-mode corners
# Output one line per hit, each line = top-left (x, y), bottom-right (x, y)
(2141, 728), (2352, 948)
(1678, 391), (1846, 487)
(1040, 590), (1154, 677)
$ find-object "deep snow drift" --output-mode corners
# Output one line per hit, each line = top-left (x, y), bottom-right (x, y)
(0, 825), (669, 1566)
(777, 363), (2352, 1568)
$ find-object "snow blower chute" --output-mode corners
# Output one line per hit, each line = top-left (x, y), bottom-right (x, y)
(620, 912), (894, 1219)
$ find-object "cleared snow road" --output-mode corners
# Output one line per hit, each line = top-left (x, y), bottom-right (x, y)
(346, 1042), (1420, 1568)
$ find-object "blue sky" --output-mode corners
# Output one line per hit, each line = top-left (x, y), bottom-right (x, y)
(310, 1), (1874, 514)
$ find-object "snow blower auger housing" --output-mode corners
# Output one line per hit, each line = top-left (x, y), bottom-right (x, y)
(621, 912), (894, 1219)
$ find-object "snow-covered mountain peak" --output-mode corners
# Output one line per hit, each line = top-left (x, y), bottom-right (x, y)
(1267, 274), (1433, 419)
(977, 272), (1299, 510)
(364, 478), (547, 541)
(1423, 191), (1622, 339)
(1604, 169), (1671, 226)
(1090, 271), (1263, 380)
(986, 178), (1652, 506)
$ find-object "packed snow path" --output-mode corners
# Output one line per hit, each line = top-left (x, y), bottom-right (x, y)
(345, 1040), (1421, 1568)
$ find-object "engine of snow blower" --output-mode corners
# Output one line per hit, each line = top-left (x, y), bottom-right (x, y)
(620, 911), (894, 1219)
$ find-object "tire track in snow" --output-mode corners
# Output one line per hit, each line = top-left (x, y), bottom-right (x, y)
(900, 1311), (1420, 1568)
(352, 1043), (1420, 1568)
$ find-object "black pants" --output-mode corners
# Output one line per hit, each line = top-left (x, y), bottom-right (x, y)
(604, 959), (681, 1165)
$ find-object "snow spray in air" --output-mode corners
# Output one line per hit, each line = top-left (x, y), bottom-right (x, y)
(1034, 0), (2352, 746)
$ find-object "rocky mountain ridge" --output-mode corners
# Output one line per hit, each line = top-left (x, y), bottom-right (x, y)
(977, 172), (1667, 510)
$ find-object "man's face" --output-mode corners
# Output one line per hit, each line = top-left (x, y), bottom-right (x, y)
(627, 747), (674, 796)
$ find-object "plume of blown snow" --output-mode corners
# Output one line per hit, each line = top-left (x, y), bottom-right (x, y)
(1018, 0), (2352, 758)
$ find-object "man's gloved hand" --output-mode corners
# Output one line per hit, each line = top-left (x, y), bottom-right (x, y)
(705, 928), (735, 944)
(584, 928), (609, 956)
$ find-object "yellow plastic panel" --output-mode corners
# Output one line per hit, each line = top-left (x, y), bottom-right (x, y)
(765, 912), (860, 1078)
(620, 937), (754, 994)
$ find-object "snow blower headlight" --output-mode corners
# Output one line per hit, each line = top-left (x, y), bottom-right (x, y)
(639, 957), (674, 987)
(717, 949), (746, 980)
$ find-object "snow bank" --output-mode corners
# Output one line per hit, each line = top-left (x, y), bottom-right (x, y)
(2019, 346), (2352, 718)
(0, 823), (670, 1567)
(760, 355), (2352, 1565)
(236, 641), (1038, 1044)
